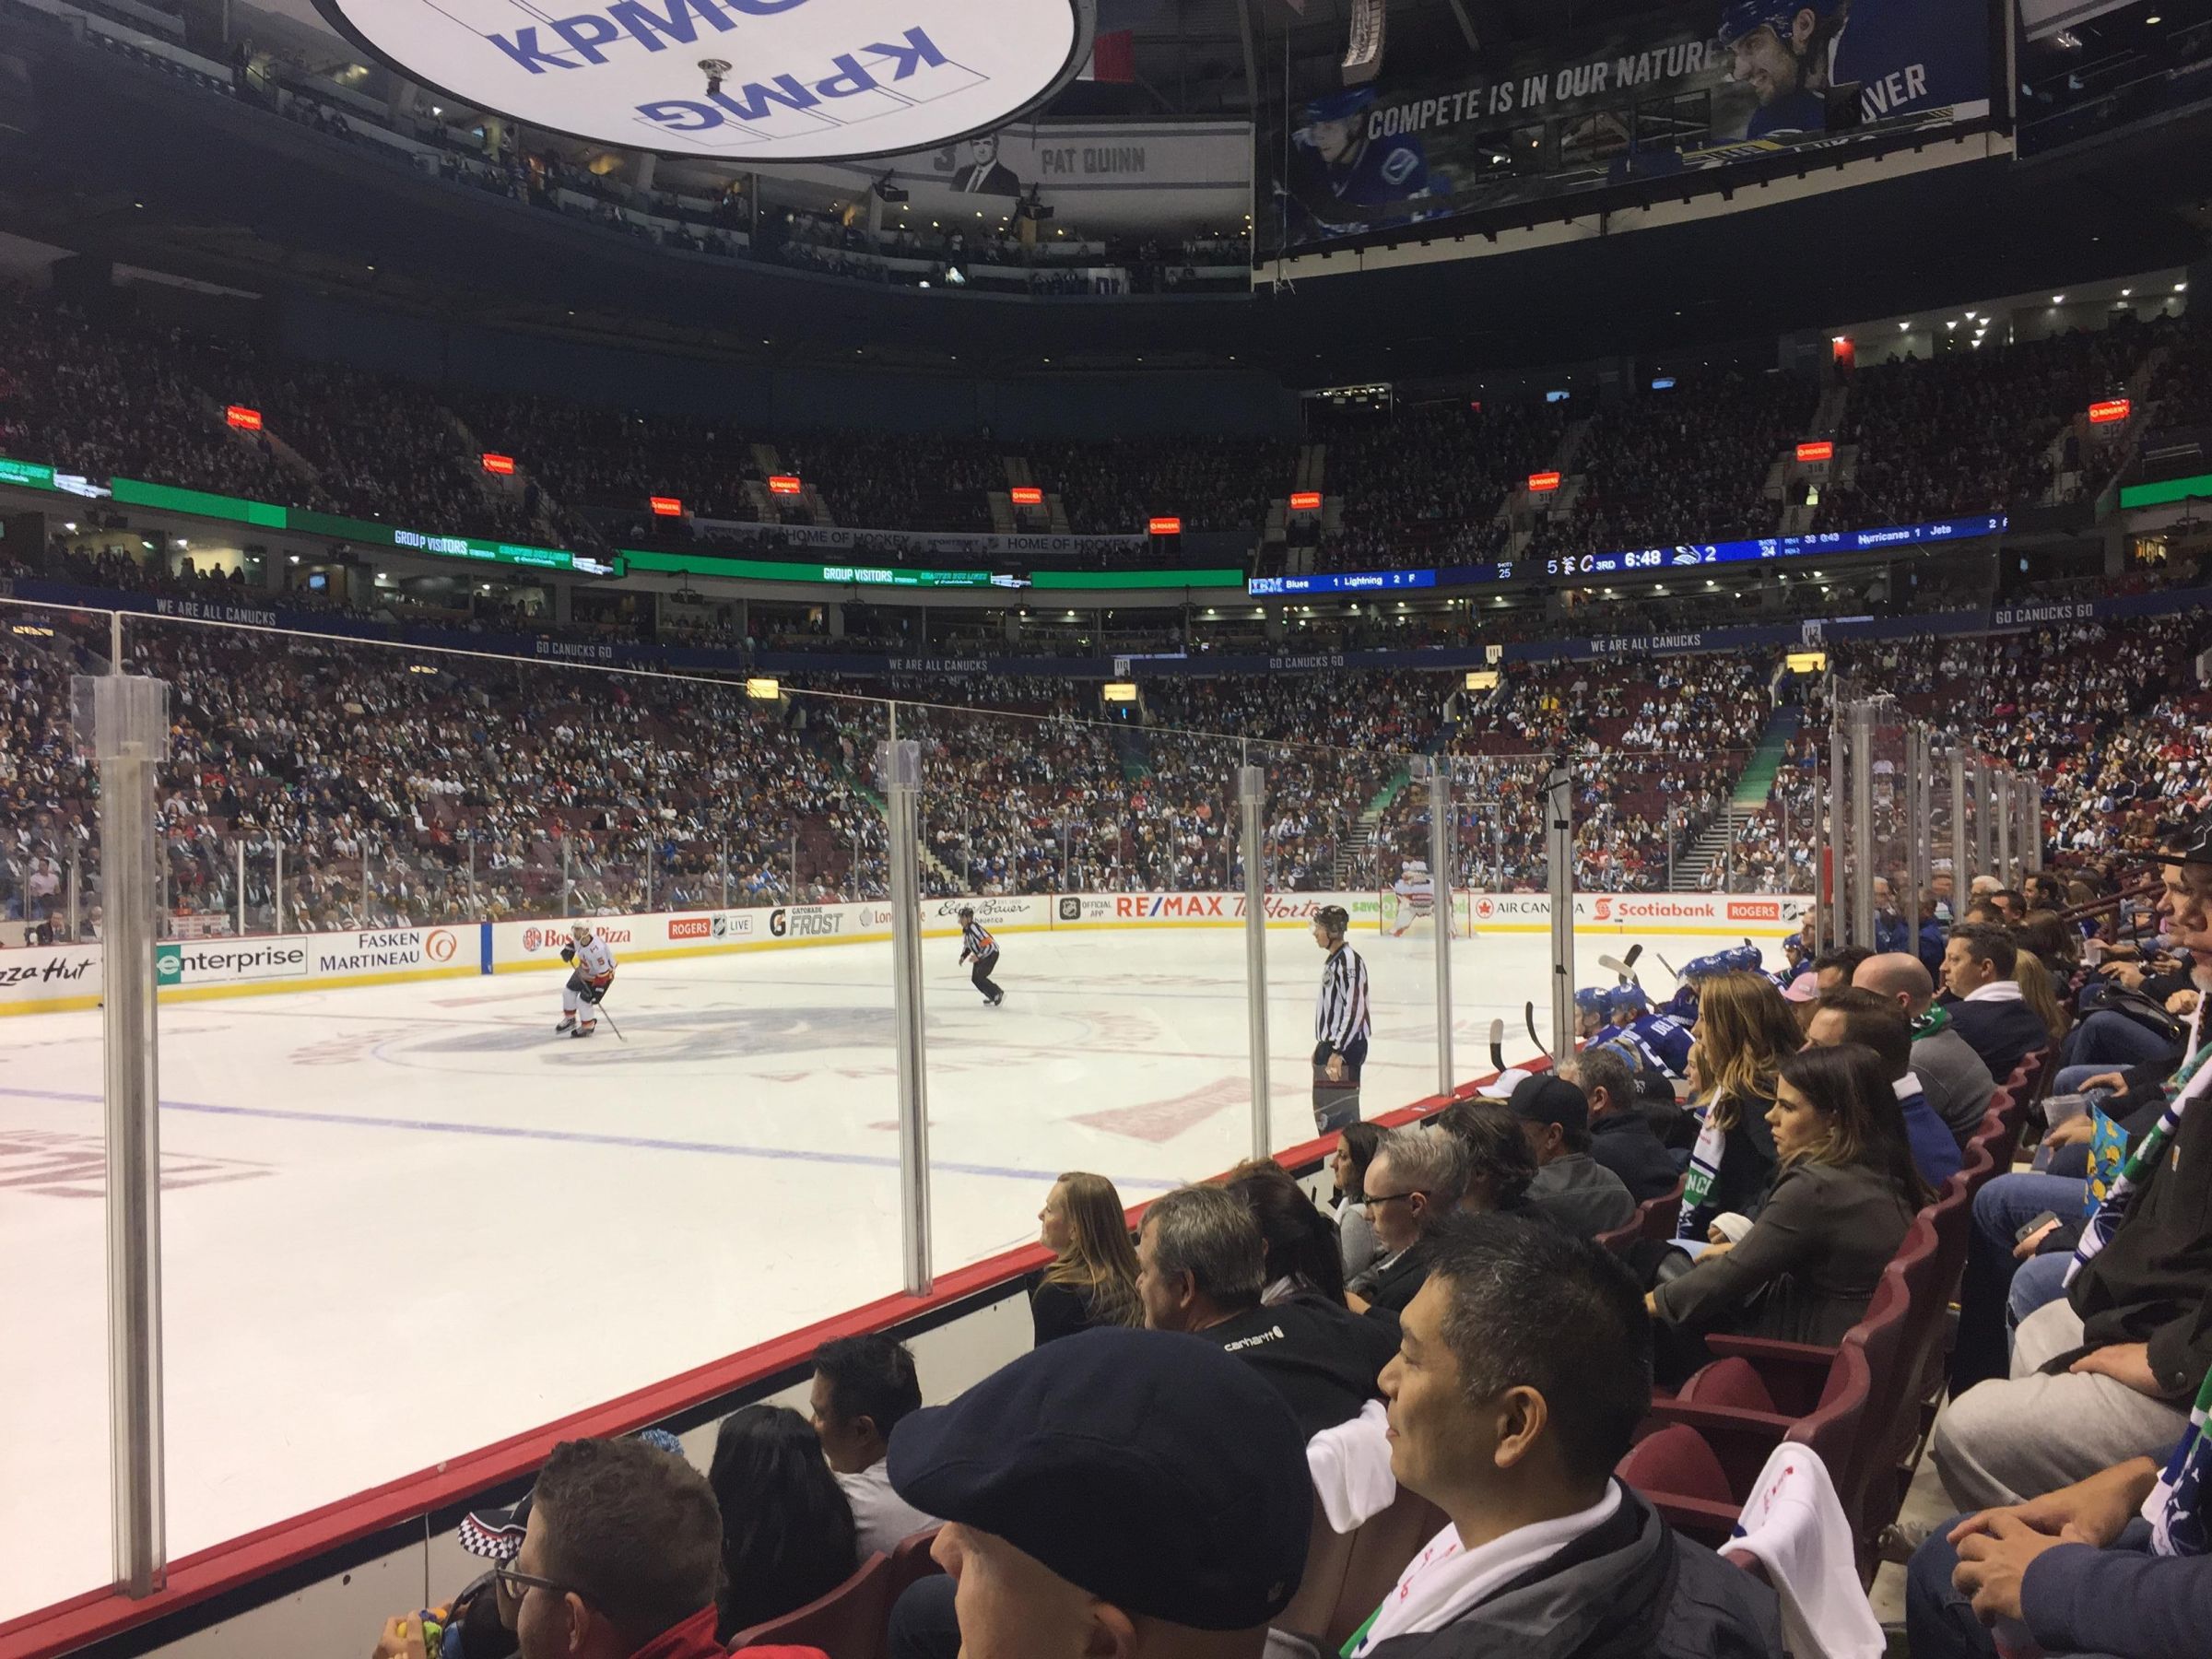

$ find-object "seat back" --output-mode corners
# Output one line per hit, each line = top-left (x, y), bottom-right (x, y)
(726, 1551), (891, 1659)
(1277, 1489), (1358, 1642)
(1641, 1175), (1688, 1242)
(1616, 1423), (1741, 1548)
(882, 1526), (944, 1617)
(1324, 1485), (1448, 1650)
(1785, 1339), (1874, 1482)
(1677, 1356), (1782, 1414)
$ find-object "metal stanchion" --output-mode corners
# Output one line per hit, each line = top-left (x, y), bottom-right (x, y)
(80, 672), (169, 1597)
(1424, 757), (1454, 1095)
(1240, 764), (1271, 1161)
(879, 737), (932, 1297)
(1829, 710), (1848, 949)
(1545, 762), (1575, 1062)
(1994, 770), (2015, 889)
(234, 841), (246, 936)
(1904, 726), (1927, 941)
(1850, 700), (1876, 950)
(274, 844), (284, 935)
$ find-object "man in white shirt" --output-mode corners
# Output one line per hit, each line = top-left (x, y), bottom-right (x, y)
(1348, 1215), (1780, 1658)
(809, 1335), (938, 1559)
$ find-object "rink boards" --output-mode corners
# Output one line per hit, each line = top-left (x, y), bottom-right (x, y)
(0, 888), (1809, 1016)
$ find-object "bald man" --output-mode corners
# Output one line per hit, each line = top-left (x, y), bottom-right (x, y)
(1853, 951), (1995, 1145)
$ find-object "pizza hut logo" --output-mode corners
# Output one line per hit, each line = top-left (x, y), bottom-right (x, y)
(425, 929), (459, 963)
(523, 927), (543, 952)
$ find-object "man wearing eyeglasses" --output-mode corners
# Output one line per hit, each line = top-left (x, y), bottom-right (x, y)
(375, 1437), (764, 1659)
(1346, 1125), (1467, 1323)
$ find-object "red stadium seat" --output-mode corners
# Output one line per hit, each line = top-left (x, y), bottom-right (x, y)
(1616, 1424), (1743, 1550)
(726, 1552), (890, 1659)
(882, 1526), (944, 1615)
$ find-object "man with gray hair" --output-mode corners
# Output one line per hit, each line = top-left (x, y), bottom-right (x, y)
(1137, 1183), (1394, 1438)
(1853, 950), (1995, 1143)
(1565, 1047), (1679, 1205)
(1347, 1125), (1467, 1322)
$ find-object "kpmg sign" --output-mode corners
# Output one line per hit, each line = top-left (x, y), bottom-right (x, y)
(314, 0), (1093, 160)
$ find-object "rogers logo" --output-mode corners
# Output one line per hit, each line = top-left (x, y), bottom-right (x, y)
(669, 917), (712, 940)
(1726, 900), (1783, 922)
(523, 927), (543, 952)
(425, 929), (458, 963)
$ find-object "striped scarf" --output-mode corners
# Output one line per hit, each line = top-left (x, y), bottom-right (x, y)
(2066, 1030), (2212, 1288)
(2147, 1365), (2212, 1557)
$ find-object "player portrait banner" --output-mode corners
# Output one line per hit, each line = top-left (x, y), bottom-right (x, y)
(1259, 0), (1995, 253)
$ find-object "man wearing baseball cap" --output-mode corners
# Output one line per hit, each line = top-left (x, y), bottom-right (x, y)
(886, 1326), (1312, 1659)
(1511, 1073), (1635, 1241)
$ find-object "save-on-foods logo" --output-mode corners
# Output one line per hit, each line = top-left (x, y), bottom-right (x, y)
(669, 917), (713, 940)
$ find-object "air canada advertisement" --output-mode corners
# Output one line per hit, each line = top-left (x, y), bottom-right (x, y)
(1261, 0), (1993, 251)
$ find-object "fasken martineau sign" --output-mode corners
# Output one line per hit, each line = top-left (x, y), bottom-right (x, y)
(313, 0), (1090, 162)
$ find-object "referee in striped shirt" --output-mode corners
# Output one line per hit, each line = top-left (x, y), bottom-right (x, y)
(1312, 904), (1371, 1134)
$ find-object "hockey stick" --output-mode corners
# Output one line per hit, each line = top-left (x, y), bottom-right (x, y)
(1488, 1018), (1507, 1075)
(1524, 1000), (1550, 1060)
(589, 992), (626, 1042)
(1596, 944), (1644, 985)
(1653, 953), (1681, 984)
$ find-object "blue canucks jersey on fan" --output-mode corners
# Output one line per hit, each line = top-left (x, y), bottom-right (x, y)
(1829, 0), (1988, 124)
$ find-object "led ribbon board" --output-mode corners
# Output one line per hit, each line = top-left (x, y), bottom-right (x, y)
(312, 0), (1094, 162)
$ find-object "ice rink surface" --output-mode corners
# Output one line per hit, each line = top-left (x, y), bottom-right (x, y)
(0, 921), (1759, 1618)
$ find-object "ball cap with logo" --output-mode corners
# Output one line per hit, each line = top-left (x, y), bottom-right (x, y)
(886, 1327), (1312, 1630)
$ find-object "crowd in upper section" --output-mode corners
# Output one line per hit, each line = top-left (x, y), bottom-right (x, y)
(2, 290), (2204, 581)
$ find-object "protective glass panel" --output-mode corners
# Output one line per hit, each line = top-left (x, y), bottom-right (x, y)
(0, 599), (112, 1619)
(97, 616), (903, 1582)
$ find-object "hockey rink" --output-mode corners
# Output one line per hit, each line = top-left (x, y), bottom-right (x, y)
(0, 922), (1759, 1618)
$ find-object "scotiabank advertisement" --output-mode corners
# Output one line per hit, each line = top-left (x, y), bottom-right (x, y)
(1462, 892), (1809, 934)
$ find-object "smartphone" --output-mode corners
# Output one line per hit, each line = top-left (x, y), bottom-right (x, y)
(2015, 1210), (2061, 1245)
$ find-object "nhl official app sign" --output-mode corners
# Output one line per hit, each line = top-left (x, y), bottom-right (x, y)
(313, 0), (1089, 161)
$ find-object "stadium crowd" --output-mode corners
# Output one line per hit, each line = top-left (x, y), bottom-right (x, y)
(7, 290), (2210, 581)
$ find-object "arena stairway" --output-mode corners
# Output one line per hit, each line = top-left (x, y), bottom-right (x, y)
(1333, 767), (1412, 889)
(1673, 711), (1801, 888)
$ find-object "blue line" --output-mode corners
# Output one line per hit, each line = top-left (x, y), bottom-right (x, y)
(0, 1087), (1181, 1191)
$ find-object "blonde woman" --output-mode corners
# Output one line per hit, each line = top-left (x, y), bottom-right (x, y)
(1030, 1171), (1143, 1346)
(2014, 946), (2071, 1050)
(1678, 971), (1799, 1246)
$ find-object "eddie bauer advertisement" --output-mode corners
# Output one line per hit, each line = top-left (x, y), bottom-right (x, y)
(1261, 0), (1993, 252)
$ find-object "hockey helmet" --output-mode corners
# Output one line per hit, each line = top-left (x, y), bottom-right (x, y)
(1726, 944), (1765, 972)
(571, 920), (594, 940)
(1302, 84), (1378, 128)
(958, 905), (976, 921)
(1574, 987), (1610, 1015)
(1315, 904), (1351, 939)
(1606, 984), (1652, 1018)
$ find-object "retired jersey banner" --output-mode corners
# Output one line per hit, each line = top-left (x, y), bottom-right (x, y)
(1259, 0), (1994, 253)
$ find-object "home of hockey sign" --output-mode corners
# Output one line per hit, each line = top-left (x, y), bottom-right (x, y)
(313, 0), (1093, 161)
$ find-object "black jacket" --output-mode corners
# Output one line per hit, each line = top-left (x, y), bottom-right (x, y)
(1589, 1112), (1682, 1206)
(1353, 1236), (1440, 1321)
(2062, 1066), (2212, 1397)
(1682, 1090), (1780, 1242)
(1203, 1295), (1396, 1440)
(1359, 1484), (1782, 1659)
(1945, 994), (2049, 1082)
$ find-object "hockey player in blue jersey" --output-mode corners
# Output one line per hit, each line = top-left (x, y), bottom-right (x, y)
(1829, 0), (1991, 125)
(1719, 1), (1842, 139)
(1279, 86), (1434, 245)
(1604, 984), (1697, 1079)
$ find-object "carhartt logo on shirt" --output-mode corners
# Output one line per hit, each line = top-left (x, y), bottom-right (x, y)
(1222, 1324), (1285, 1353)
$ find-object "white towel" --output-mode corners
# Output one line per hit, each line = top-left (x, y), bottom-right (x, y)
(1727, 1442), (1884, 1659)
(1306, 1400), (1397, 1533)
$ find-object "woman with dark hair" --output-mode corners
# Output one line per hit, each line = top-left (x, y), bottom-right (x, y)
(1030, 1171), (1143, 1345)
(1225, 1164), (1348, 1305)
(1331, 1119), (1387, 1278)
(708, 1404), (859, 1640)
(1429, 1100), (1536, 1215)
(1647, 1041), (1929, 1383)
